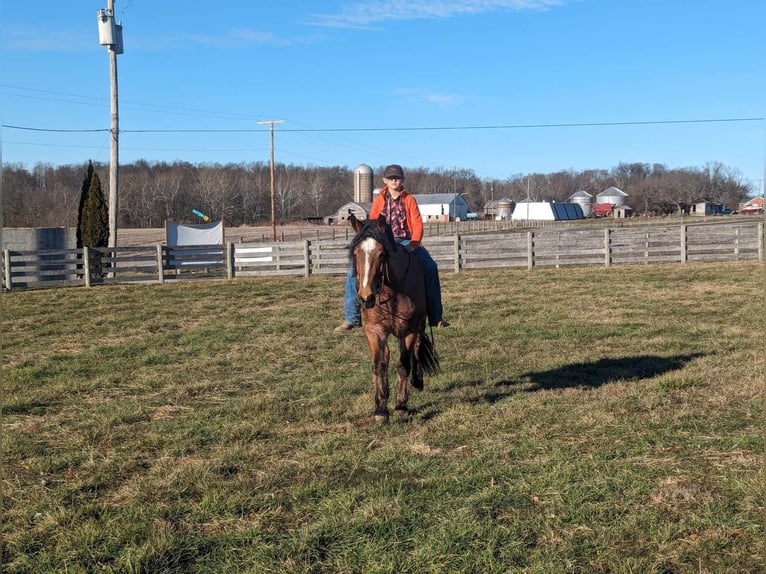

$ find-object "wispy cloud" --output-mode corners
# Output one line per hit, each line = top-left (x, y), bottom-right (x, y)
(1, 25), (93, 52)
(134, 29), (299, 51)
(307, 0), (564, 29)
(2, 24), (301, 52)
(396, 87), (464, 107)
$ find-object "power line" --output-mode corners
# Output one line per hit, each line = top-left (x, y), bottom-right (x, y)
(3, 125), (110, 133)
(2, 84), (261, 121)
(2, 116), (763, 134)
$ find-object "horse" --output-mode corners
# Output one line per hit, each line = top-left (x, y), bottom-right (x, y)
(347, 213), (440, 424)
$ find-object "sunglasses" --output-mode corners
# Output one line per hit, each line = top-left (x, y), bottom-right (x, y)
(386, 176), (402, 181)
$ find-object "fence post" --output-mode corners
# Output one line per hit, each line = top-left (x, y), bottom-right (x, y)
(3, 249), (11, 290)
(680, 224), (688, 263)
(226, 242), (234, 279)
(453, 235), (461, 273)
(304, 240), (311, 278)
(604, 228), (612, 267)
(527, 231), (535, 270)
(83, 247), (91, 288)
(156, 244), (165, 284)
(644, 229), (650, 263)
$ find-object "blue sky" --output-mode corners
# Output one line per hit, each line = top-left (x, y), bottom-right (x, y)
(2, 0), (764, 192)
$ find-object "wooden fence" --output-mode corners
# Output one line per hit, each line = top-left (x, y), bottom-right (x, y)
(2, 220), (763, 291)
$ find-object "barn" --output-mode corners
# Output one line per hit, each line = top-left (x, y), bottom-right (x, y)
(327, 202), (372, 225)
(690, 199), (724, 217)
(414, 193), (469, 222)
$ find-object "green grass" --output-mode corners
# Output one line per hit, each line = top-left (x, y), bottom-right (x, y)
(2, 262), (763, 573)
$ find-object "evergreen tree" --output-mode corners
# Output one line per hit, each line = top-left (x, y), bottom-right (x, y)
(80, 169), (110, 275)
(76, 161), (94, 249)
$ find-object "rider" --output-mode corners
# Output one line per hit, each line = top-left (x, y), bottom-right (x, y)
(334, 164), (449, 332)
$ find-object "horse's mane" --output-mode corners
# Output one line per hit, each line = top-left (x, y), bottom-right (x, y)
(348, 218), (398, 265)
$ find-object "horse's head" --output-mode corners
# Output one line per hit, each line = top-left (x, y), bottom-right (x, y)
(348, 214), (397, 309)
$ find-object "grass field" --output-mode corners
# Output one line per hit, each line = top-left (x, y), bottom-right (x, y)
(2, 262), (763, 573)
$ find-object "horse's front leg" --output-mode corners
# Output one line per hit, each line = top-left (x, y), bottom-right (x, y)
(394, 333), (417, 415)
(366, 330), (390, 424)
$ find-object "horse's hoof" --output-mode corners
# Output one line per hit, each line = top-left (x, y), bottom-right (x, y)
(373, 413), (389, 425)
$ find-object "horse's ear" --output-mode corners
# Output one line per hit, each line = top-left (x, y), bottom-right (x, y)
(349, 213), (363, 232)
(376, 214), (388, 232)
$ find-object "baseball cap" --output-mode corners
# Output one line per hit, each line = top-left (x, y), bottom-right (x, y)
(383, 164), (405, 179)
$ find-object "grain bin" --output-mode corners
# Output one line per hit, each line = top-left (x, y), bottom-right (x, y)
(354, 164), (373, 203)
(569, 190), (594, 217)
(496, 199), (513, 220)
(596, 186), (628, 207)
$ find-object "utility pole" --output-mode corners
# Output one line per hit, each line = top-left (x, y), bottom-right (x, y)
(97, 1), (123, 249)
(258, 119), (284, 241)
(452, 166), (457, 195)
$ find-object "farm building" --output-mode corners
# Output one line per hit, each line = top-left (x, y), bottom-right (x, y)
(690, 199), (724, 217)
(613, 205), (633, 219)
(511, 201), (584, 221)
(414, 193), (469, 222)
(483, 197), (515, 220)
(739, 196), (764, 214)
(328, 202), (372, 225)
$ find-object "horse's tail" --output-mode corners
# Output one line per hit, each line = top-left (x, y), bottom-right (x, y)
(418, 331), (440, 377)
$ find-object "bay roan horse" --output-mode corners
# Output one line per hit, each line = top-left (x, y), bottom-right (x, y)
(348, 213), (440, 423)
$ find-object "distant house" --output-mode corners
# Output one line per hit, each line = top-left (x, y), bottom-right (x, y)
(739, 196), (764, 214)
(511, 201), (584, 221)
(415, 193), (469, 222)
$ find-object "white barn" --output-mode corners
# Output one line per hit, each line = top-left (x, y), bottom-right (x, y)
(413, 193), (469, 222)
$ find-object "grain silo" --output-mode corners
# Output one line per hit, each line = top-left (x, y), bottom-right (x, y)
(496, 199), (514, 220)
(569, 190), (594, 217)
(354, 164), (374, 203)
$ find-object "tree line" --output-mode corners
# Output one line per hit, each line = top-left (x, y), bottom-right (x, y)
(2, 159), (754, 229)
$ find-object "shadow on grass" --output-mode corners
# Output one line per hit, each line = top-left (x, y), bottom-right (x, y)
(414, 354), (705, 416)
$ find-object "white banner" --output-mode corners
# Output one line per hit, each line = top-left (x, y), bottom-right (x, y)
(165, 221), (224, 246)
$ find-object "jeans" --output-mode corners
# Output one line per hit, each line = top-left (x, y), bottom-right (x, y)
(343, 239), (443, 326)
